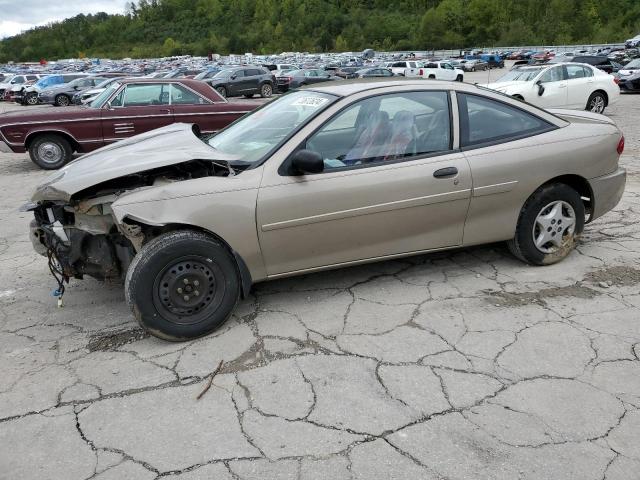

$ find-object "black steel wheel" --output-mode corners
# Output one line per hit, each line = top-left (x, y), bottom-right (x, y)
(125, 230), (241, 341)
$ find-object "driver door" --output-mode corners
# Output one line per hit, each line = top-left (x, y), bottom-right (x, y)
(257, 90), (472, 276)
(535, 66), (568, 108)
(101, 82), (174, 143)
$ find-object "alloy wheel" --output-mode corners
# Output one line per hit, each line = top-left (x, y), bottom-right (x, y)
(589, 95), (605, 113)
(531, 200), (576, 254)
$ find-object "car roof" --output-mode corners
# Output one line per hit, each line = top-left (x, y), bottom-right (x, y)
(303, 78), (487, 97)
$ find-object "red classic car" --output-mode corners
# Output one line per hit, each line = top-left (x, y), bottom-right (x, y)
(0, 78), (256, 169)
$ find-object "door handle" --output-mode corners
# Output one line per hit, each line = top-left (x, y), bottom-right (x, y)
(159, 108), (171, 114)
(433, 167), (458, 178)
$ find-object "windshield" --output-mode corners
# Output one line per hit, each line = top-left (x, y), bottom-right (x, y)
(94, 77), (118, 89)
(207, 90), (337, 164)
(212, 69), (233, 78)
(194, 70), (217, 80)
(495, 67), (545, 82)
(88, 82), (121, 108)
(624, 59), (640, 69)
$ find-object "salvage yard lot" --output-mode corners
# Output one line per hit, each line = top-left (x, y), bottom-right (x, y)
(1, 76), (640, 479)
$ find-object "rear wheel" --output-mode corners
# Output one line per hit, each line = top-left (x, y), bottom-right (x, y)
(508, 184), (584, 265)
(125, 230), (241, 341)
(428, 75), (436, 79)
(260, 83), (273, 98)
(456, 74), (463, 82)
(55, 94), (70, 107)
(586, 91), (607, 114)
(216, 86), (227, 98)
(28, 134), (73, 170)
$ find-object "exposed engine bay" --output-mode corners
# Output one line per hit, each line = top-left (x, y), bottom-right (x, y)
(30, 159), (245, 288)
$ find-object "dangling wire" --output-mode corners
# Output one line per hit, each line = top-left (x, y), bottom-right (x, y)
(46, 234), (69, 307)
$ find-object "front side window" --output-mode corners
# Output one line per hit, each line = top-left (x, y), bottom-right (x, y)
(458, 93), (552, 147)
(111, 83), (170, 107)
(539, 66), (565, 83)
(305, 91), (451, 170)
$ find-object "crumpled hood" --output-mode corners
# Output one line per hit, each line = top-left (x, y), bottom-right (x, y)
(32, 123), (238, 202)
(485, 81), (530, 92)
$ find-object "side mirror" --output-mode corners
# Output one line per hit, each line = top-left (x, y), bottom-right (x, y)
(230, 75), (237, 80)
(74, 85), (79, 90)
(105, 101), (113, 110)
(290, 149), (324, 175)
(536, 80), (545, 96)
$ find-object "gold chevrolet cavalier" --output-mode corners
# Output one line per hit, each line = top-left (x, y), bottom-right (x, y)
(26, 80), (626, 340)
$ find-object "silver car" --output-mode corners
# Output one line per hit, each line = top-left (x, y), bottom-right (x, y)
(26, 80), (626, 340)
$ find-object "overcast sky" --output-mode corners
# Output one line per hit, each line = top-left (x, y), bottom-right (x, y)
(0, 0), (128, 38)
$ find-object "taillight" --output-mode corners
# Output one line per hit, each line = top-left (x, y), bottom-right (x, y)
(613, 77), (620, 85)
(419, 69), (423, 75)
(617, 136), (625, 155)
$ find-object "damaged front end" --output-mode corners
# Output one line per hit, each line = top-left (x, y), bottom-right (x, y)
(29, 197), (135, 282)
(27, 158), (242, 286)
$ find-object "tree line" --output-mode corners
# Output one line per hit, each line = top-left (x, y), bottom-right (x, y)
(1, 0), (639, 62)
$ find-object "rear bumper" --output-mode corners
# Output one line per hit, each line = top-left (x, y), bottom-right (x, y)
(589, 167), (626, 222)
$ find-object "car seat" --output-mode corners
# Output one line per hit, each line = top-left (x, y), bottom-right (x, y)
(344, 111), (391, 164)
(383, 110), (417, 161)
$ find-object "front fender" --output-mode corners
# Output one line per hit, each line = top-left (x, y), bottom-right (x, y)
(110, 169), (267, 282)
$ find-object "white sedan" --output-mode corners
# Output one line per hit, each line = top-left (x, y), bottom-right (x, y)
(485, 63), (620, 113)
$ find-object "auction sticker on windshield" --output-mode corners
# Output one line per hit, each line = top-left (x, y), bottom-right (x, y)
(291, 96), (329, 107)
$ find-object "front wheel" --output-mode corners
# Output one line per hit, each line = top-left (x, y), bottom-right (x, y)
(125, 230), (241, 341)
(586, 92), (606, 114)
(25, 93), (38, 105)
(55, 94), (70, 106)
(216, 86), (227, 98)
(456, 74), (463, 82)
(28, 134), (73, 169)
(508, 184), (585, 265)
(260, 83), (273, 98)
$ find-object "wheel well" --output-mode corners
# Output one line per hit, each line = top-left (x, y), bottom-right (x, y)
(592, 89), (608, 106)
(25, 131), (79, 153)
(133, 221), (253, 298)
(541, 174), (594, 221)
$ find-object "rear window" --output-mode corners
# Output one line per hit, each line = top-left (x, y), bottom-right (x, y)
(458, 93), (553, 148)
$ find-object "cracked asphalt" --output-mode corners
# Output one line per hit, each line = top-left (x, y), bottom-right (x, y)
(1, 83), (639, 480)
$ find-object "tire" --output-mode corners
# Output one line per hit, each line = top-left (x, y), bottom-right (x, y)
(428, 75), (436, 79)
(260, 83), (273, 98)
(216, 86), (227, 98)
(125, 230), (241, 341)
(508, 183), (585, 266)
(472, 67), (476, 72)
(456, 74), (463, 82)
(28, 134), (73, 169)
(25, 93), (38, 105)
(586, 91), (607, 114)
(55, 94), (70, 107)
